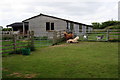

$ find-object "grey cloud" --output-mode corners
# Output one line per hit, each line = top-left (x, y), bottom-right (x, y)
(42, 2), (103, 16)
(21, 1), (115, 17)
(0, 0), (118, 27)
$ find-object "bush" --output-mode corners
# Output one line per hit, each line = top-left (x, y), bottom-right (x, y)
(2, 36), (13, 40)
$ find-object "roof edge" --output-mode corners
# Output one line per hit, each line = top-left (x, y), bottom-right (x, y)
(22, 13), (93, 27)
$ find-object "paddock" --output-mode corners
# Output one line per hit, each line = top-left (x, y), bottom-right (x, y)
(2, 42), (118, 78)
(1, 28), (119, 78)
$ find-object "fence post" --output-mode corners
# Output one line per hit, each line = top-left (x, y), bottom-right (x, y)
(27, 31), (31, 47)
(53, 31), (57, 45)
(107, 29), (109, 41)
(30, 31), (34, 48)
(13, 34), (16, 53)
(59, 31), (61, 38)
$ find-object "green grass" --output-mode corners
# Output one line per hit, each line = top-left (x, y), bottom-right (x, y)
(2, 42), (118, 78)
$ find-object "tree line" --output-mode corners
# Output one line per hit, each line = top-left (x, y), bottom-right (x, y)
(92, 20), (120, 29)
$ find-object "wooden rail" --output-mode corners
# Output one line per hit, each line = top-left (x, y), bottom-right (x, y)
(1, 31), (34, 54)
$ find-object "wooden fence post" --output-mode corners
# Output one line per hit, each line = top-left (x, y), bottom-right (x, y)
(13, 34), (16, 53)
(27, 31), (31, 47)
(30, 31), (34, 48)
(107, 29), (109, 41)
(53, 31), (57, 45)
(59, 31), (61, 38)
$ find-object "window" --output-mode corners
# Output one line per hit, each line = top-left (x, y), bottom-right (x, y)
(51, 23), (54, 30)
(79, 25), (82, 32)
(70, 23), (74, 30)
(79, 25), (82, 29)
(46, 22), (54, 31)
(46, 22), (50, 30)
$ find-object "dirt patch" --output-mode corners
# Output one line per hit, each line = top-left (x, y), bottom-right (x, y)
(7, 72), (22, 77)
(24, 74), (36, 78)
(7, 72), (37, 78)
(24, 74), (37, 78)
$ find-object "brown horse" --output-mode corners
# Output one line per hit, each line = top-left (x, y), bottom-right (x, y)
(63, 32), (74, 40)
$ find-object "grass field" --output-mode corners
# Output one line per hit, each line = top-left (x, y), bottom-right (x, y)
(2, 42), (118, 78)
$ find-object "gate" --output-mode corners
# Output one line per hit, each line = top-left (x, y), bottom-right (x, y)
(34, 32), (53, 47)
(34, 31), (65, 47)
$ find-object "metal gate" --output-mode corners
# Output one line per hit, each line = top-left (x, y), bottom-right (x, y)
(76, 29), (120, 41)
(76, 29), (108, 41)
(34, 32), (53, 47)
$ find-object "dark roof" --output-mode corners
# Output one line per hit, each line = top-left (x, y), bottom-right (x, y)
(6, 22), (28, 27)
(23, 13), (93, 27)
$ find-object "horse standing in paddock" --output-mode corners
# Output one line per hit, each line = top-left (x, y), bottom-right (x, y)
(63, 32), (74, 40)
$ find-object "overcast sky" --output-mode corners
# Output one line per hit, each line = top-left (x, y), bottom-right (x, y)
(0, 0), (119, 27)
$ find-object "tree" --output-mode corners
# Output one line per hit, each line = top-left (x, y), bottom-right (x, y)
(2, 28), (12, 31)
(92, 20), (120, 29)
(91, 22), (101, 29)
(100, 21), (117, 29)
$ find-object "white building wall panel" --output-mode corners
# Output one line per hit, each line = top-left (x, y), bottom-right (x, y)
(25, 15), (67, 37)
